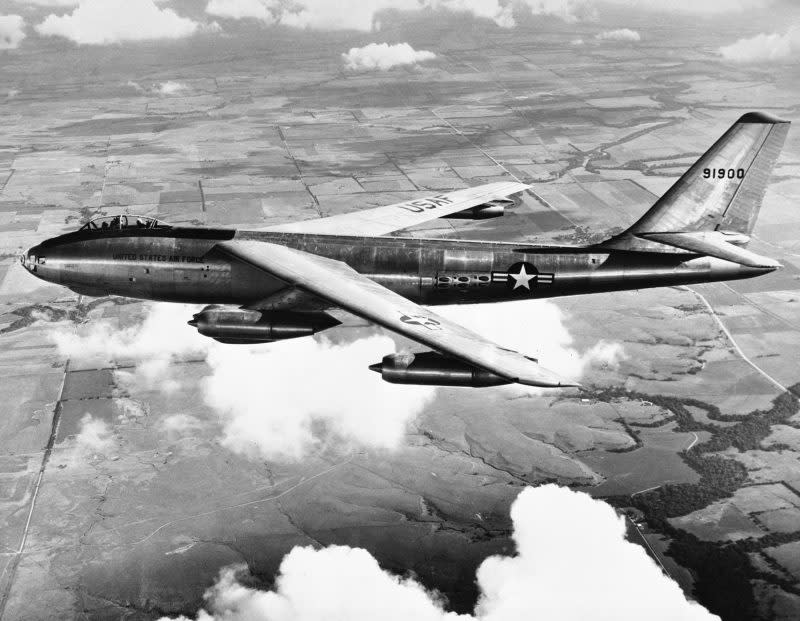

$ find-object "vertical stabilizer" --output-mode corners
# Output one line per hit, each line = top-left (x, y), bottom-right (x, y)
(602, 112), (790, 251)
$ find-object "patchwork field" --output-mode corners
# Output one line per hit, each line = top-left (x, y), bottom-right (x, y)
(0, 6), (799, 621)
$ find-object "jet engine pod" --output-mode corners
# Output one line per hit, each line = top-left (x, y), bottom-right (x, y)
(446, 198), (514, 220)
(188, 306), (340, 344)
(369, 351), (512, 387)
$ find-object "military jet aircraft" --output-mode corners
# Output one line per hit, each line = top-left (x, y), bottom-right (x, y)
(22, 112), (789, 388)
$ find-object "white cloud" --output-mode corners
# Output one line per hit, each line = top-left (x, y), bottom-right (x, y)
(203, 0), (592, 31)
(160, 413), (205, 436)
(14, 0), (78, 5)
(124, 80), (190, 97)
(0, 15), (25, 49)
(115, 397), (148, 423)
(515, 0), (593, 24)
(156, 81), (188, 95)
(75, 413), (114, 452)
(428, 0), (513, 28)
(279, 0), (418, 31)
(206, 0), (275, 23)
(35, 0), (199, 45)
(600, 0), (772, 14)
(342, 42), (436, 71)
(51, 298), (623, 461)
(438, 299), (626, 390)
(59, 413), (116, 466)
(595, 28), (641, 42)
(202, 334), (435, 460)
(719, 27), (800, 62)
(51, 304), (435, 461)
(204, 0), (416, 30)
(160, 485), (718, 621)
(51, 303), (208, 370)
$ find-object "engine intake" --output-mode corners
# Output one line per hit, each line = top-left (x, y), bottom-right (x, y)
(369, 351), (511, 387)
(446, 198), (513, 220)
(188, 306), (340, 344)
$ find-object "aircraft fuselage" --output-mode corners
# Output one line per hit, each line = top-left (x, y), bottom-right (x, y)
(23, 226), (773, 307)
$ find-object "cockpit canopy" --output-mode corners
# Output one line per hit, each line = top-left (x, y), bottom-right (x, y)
(79, 215), (171, 232)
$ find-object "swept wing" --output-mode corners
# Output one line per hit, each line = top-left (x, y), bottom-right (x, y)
(216, 239), (577, 388)
(262, 181), (528, 237)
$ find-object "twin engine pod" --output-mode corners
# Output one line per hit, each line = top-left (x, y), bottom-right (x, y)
(188, 305), (340, 344)
(446, 198), (514, 220)
(369, 351), (512, 387)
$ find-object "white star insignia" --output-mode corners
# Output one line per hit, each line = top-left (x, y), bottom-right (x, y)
(510, 264), (536, 290)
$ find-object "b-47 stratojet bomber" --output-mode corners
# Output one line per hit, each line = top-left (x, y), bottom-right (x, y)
(22, 112), (789, 388)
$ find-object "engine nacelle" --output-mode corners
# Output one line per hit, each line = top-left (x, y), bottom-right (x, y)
(369, 351), (511, 387)
(188, 306), (340, 344)
(717, 230), (750, 246)
(446, 198), (513, 220)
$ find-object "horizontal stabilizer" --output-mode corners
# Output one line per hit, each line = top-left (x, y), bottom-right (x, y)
(637, 231), (781, 268)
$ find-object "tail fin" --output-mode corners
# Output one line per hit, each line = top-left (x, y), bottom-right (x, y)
(601, 112), (790, 251)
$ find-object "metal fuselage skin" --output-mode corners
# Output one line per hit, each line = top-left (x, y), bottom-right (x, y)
(24, 226), (774, 306)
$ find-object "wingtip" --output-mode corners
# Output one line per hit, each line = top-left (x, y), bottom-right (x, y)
(517, 368), (582, 389)
(738, 111), (790, 124)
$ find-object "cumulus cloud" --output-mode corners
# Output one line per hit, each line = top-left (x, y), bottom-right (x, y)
(342, 42), (436, 71)
(35, 0), (199, 45)
(0, 15), (25, 50)
(160, 485), (718, 621)
(115, 397), (149, 424)
(58, 413), (116, 467)
(719, 27), (800, 62)
(596, 28), (640, 42)
(15, 0), (78, 5)
(206, 0), (276, 23)
(203, 0), (593, 31)
(279, 0), (404, 30)
(75, 414), (114, 452)
(203, 333), (436, 460)
(51, 304), (435, 461)
(205, 0), (769, 31)
(205, 0), (411, 30)
(125, 80), (189, 96)
(51, 303), (208, 372)
(438, 299), (626, 390)
(51, 299), (623, 460)
(601, 0), (772, 14)
(428, 0), (512, 28)
(161, 413), (205, 436)
(156, 81), (188, 95)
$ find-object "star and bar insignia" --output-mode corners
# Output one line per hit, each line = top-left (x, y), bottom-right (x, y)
(491, 262), (555, 290)
(399, 314), (443, 330)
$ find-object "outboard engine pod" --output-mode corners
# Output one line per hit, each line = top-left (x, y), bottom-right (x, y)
(446, 198), (513, 220)
(369, 351), (511, 387)
(188, 306), (340, 344)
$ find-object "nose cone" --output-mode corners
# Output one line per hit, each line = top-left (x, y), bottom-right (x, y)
(21, 244), (45, 279)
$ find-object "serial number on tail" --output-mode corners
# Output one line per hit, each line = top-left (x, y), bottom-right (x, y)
(703, 168), (744, 179)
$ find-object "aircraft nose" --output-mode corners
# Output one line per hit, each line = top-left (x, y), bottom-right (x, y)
(21, 245), (42, 274)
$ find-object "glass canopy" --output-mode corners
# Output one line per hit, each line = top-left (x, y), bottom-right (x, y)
(79, 215), (171, 231)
